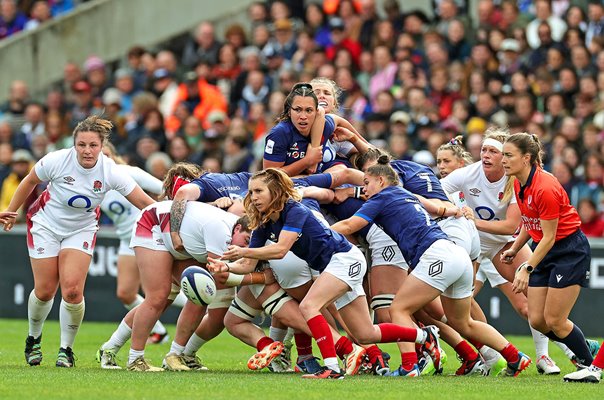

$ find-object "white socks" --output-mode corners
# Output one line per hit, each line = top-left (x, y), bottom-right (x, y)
(324, 357), (340, 373)
(124, 294), (144, 310)
(172, 292), (187, 308)
(184, 333), (207, 356)
(530, 325), (549, 359)
(416, 328), (426, 344)
(59, 298), (85, 349)
(269, 327), (288, 342)
(554, 341), (575, 360)
(128, 348), (144, 365)
(102, 320), (132, 352)
(284, 328), (295, 342)
(28, 291), (54, 338)
(169, 341), (185, 355)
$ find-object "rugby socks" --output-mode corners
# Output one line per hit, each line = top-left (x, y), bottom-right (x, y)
(365, 344), (383, 365)
(307, 315), (339, 371)
(401, 352), (418, 370)
(269, 327), (288, 343)
(468, 338), (484, 351)
(184, 333), (207, 356)
(378, 323), (423, 343)
(294, 332), (313, 360)
(530, 325), (549, 359)
(59, 299), (85, 349)
(335, 336), (353, 360)
(28, 291), (54, 339)
(553, 341), (575, 360)
(545, 325), (593, 365)
(171, 291), (187, 308)
(284, 328), (295, 343)
(102, 319), (132, 352)
(455, 340), (479, 361)
(592, 342), (604, 370)
(169, 341), (185, 355)
(128, 348), (144, 365)
(124, 294), (144, 310)
(500, 343), (520, 364)
(256, 336), (274, 352)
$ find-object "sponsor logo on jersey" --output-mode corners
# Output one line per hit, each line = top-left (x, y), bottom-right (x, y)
(155, 238), (164, 246)
(469, 188), (481, 196)
(556, 274), (563, 283)
(36, 247), (44, 254)
(93, 180), (103, 193)
(83, 241), (89, 250)
(63, 176), (75, 185)
(459, 192), (465, 202)
(265, 139), (275, 154)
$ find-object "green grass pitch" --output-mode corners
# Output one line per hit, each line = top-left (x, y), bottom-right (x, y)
(0, 319), (601, 400)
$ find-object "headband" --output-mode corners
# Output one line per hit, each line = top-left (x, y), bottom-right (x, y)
(482, 138), (503, 152)
(171, 175), (191, 199)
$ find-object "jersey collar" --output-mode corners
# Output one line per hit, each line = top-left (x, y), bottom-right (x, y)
(518, 164), (537, 202)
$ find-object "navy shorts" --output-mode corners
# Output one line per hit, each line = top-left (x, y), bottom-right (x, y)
(529, 229), (590, 288)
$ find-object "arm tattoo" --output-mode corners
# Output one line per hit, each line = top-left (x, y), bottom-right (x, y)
(170, 199), (187, 233)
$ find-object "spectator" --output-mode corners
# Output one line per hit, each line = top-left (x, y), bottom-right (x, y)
(182, 21), (222, 68)
(0, 142), (12, 187)
(83, 55), (109, 99)
(263, 18), (297, 61)
(222, 134), (254, 173)
(526, 0), (567, 49)
(0, 80), (29, 130)
(145, 151), (172, 180)
(578, 198), (604, 237)
(325, 17), (361, 67)
(152, 68), (179, 119)
(0, 0), (26, 39)
(24, 0), (51, 31)
(586, 0), (604, 50)
(238, 69), (270, 118)
(0, 149), (34, 220)
(368, 45), (397, 107)
(571, 153), (604, 208)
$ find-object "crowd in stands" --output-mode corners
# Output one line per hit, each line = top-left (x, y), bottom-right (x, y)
(0, 0), (78, 39)
(1, 0), (604, 235)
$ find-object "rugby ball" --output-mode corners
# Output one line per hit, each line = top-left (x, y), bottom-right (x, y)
(180, 266), (216, 306)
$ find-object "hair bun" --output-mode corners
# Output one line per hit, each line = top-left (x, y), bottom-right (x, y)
(377, 154), (390, 164)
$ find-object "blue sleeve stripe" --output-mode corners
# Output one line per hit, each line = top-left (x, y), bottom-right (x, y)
(283, 226), (302, 233)
(354, 212), (373, 222)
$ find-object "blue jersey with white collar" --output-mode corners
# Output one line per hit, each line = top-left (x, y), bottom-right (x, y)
(191, 172), (252, 201)
(322, 186), (372, 239)
(263, 116), (335, 166)
(292, 173), (332, 212)
(249, 200), (351, 272)
(391, 160), (449, 202)
(354, 186), (448, 269)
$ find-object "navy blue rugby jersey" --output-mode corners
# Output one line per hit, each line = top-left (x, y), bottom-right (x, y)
(391, 160), (449, 202)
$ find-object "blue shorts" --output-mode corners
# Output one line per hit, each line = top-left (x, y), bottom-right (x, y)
(529, 229), (590, 288)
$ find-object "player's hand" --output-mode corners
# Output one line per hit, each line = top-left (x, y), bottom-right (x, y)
(212, 270), (230, 284)
(306, 145), (323, 166)
(500, 248), (517, 264)
(171, 231), (185, 252)
(512, 267), (529, 294)
(223, 245), (246, 260)
(213, 197), (234, 209)
(1, 211), (18, 231)
(461, 206), (475, 221)
(444, 206), (461, 218)
(332, 127), (355, 142)
(333, 187), (352, 204)
(263, 268), (276, 285)
(207, 257), (229, 273)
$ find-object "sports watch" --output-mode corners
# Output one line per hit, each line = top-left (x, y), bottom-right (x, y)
(524, 264), (534, 273)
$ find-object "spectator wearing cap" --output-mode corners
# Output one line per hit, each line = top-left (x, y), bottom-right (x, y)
(112, 68), (139, 114)
(263, 18), (297, 61)
(526, 0), (567, 49)
(325, 17), (361, 67)
(0, 0), (27, 39)
(182, 21), (222, 68)
(207, 110), (229, 136)
(83, 55), (109, 98)
(166, 70), (227, 133)
(152, 68), (178, 119)
(0, 149), (35, 219)
(498, 38), (524, 76)
(390, 110), (411, 136)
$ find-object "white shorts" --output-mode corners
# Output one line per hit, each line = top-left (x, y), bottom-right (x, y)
(476, 258), (508, 287)
(480, 240), (512, 263)
(411, 240), (474, 299)
(366, 224), (408, 270)
(27, 221), (97, 258)
(119, 239), (135, 257)
(129, 217), (168, 252)
(437, 216), (481, 261)
(267, 241), (315, 289)
(323, 246), (367, 310)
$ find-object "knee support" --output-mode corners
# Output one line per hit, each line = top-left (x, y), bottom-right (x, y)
(228, 298), (262, 321)
(208, 287), (236, 310)
(261, 288), (292, 317)
(370, 294), (395, 311)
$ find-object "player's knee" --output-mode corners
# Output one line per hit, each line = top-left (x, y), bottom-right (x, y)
(355, 328), (379, 344)
(116, 288), (136, 304)
(544, 313), (566, 333)
(298, 299), (320, 319)
(62, 289), (82, 303)
(528, 315), (548, 333)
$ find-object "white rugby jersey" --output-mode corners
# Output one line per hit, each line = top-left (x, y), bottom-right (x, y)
(135, 201), (237, 263)
(100, 165), (162, 241)
(441, 162), (515, 248)
(30, 148), (136, 236)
